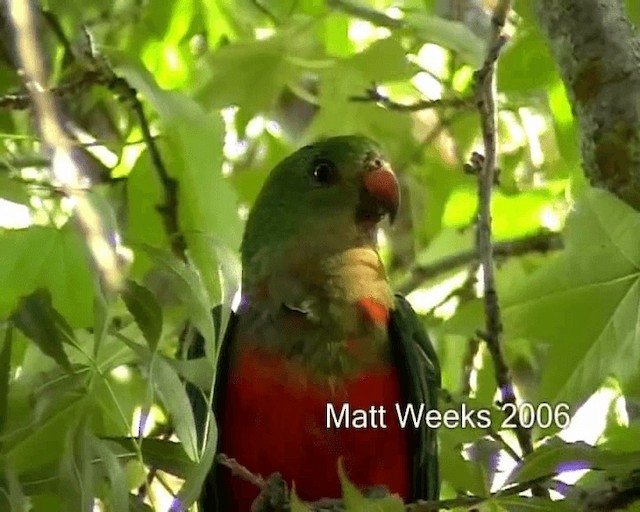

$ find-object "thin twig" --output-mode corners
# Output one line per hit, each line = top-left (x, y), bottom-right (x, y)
(0, 30), (186, 259)
(439, 389), (521, 463)
(408, 473), (554, 511)
(106, 74), (185, 257)
(397, 230), (563, 294)
(473, 0), (540, 484)
(216, 452), (554, 511)
(217, 453), (266, 490)
(251, 0), (280, 25)
(327, 0), (403, 29)
(460, 336), (481, 397)
(351, 85), (473, 112)
(0, 70), (105, 109)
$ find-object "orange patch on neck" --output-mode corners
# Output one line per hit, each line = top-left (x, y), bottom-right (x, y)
(356, 297), (390, 326)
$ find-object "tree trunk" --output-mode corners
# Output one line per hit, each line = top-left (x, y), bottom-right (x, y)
(535, 0), (640, 210)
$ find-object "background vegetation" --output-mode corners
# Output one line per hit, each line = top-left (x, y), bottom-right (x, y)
(1, 0), (640, 511)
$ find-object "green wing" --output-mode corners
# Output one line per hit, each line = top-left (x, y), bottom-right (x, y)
(389, 294), (441, 501)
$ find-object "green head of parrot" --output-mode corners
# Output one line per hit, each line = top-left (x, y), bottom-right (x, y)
(241, 135), (399, 272)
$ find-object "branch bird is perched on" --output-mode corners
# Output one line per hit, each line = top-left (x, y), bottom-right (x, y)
(193, 135), (440, 511)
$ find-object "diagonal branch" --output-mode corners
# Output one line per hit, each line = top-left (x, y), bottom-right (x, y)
(397, 230), (563, 295)
(351, 85), (473, 112)
(6, 0), (124, 293)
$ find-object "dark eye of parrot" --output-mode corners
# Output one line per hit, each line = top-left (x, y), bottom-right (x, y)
(309, 159), (339, 186)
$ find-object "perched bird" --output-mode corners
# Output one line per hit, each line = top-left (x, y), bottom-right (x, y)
(193, 135), (440, 511)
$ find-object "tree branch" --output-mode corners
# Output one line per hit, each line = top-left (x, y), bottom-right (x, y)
(326, 0), (403, 29)
(473, 0), (537, 464)
(0, 70), (104, 109)
(6, 0), (125, 293)
(535, 0), (640, 210)
(216, 453), (554, 511)
(350, 85), (473, 112)
(0, 29), (186, 259)
(397, 230), (563, 295)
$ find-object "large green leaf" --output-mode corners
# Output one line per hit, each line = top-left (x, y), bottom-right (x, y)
(306, 37), (415, 161)
(5, 373), (89, 473)
(117, 61), (242, 304)
(138, 245), (216, 362)
(93, 438), (129, 512)
(501, 188), (640, 407)
(193, 21), (319, 115)
(403, 12), (485, 66)
(152, 357), (199, 461)
(59, 420), (95, 512)
(498, 0), (558, 92)
(506, 437), (640, 485)
(0, 225), (94, 327)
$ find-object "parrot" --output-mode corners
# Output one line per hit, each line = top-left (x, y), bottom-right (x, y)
(190, 135), (441, 511)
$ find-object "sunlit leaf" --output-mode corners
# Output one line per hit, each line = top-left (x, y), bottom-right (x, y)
(506, 437), (640, 485)
(338, 458), (404, 511)
(502, 189), (640, 407)
(0, 225), (94, 327)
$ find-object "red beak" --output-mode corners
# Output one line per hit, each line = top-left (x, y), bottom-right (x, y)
(360, 163), (400, 224)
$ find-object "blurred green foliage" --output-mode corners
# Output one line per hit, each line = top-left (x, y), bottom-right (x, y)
(1, 0), (639, 510)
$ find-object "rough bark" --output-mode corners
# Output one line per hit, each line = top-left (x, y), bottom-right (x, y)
(535, 0), (640, 210)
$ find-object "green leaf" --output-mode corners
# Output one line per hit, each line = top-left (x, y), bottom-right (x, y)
(105, 437), (195, 478)
(338, 458), (404, 512)
(323, 13), (355, 57)
(600, 421), (640, 453)
(0, 325), (12, 440)
(0, 467), (28, 512)
(289, 486), (312, 512)
(348, 36), (415, 82)
(166, 356), (214, 391)
(496, 495), (573, 511)
(502, 188), (640, 407)
(442, 187), (558, 239)
(117, 61), (242, 304)
(192, 23), (317, 114)
(404, 12), (486, 67)
(0, 174), (30, 205)
(138, 245), (215, 362)
(6, 385), (88, 473)
(439, 429), (490, 497)
(126, 151), (168, 276)
(59, 420), (95, 512)
(10, 289), (74, 370)
(500, 0), (560, 93)
(122, 280), (163, 352)
(174, 406), (217, 511)
(0, 225), (94, 327)
(152, 357), (199, 461)
(506, 437), (640, 485)
(92, 437), (129, 512)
